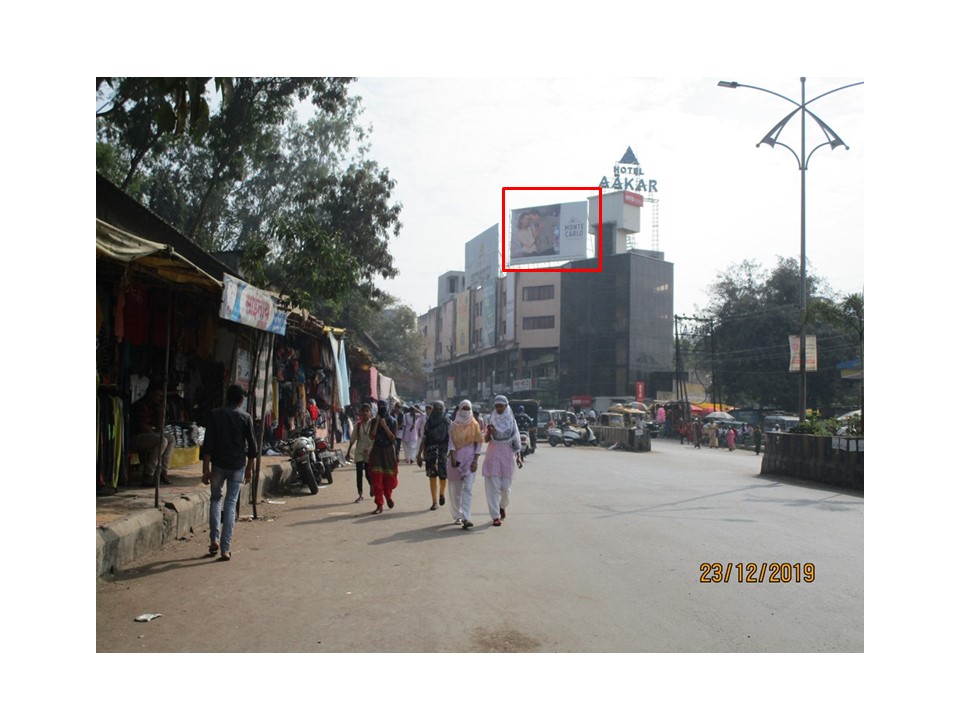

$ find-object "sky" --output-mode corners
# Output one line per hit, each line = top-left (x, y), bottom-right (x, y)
(347, 77), (864, 319)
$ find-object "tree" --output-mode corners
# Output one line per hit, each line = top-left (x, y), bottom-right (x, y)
(96, 78), (235, 188)
(363, 305), (426, 399)
(699, 257), (860, 414)
(803, 292), (864, 413)
(96, 76), (401, 321)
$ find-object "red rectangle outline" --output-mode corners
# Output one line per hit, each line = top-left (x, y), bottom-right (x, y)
(501, 187), (602, 274)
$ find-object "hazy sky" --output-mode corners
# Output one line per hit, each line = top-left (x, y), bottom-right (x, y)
(348, 77), (863, 319)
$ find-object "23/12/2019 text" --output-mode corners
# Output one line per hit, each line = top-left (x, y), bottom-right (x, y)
(699, 562), (816, 584)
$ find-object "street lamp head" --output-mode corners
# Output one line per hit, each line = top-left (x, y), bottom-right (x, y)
(717, 81), (739, 88)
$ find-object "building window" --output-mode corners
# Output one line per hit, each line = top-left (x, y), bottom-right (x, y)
(448, 277), (458, 294)
(522, 315), (555, 330)
(522, 285), (555, 301)
(475, 301), (483, 317)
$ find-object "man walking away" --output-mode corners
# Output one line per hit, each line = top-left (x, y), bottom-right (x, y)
(201, 384), (258, 561)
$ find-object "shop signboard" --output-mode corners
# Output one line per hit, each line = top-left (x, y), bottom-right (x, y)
(219, 274), (287, 335)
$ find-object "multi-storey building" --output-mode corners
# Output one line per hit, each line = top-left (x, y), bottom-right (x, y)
(419, 190), (674, 410)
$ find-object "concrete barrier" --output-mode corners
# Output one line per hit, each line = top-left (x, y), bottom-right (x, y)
(760, 433), (863, 491)
(96, 509), (165, 577)
(163, 490), (212, 542)
(592, 426), (651, 452)
(96, 462), (293, 578)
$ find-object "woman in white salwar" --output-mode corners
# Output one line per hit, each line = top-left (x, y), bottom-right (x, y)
(401, 405), (421, 463)
(447, 399), (484, 530)
(481, 395), (522, 527)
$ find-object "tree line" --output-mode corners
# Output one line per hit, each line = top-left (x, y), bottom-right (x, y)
(96, 77), (425, 395)
(691, 257), (863, 416)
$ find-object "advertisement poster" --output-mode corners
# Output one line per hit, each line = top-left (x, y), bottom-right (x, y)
(788, 335), (818, 372)
(509, 201), (589, 265)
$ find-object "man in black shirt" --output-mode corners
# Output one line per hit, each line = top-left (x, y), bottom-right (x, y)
(201, 384), (258, 561)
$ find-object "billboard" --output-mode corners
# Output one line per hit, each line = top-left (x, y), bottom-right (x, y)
(508, 201), (589, 265)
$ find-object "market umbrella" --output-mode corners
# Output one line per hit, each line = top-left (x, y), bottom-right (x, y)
(703, 411), (735, 422)
(694, 402), (737, 413)
(688, 405), (707, 416)
(837, 409), (861, 420)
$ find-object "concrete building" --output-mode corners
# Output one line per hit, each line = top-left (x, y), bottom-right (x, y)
(419, 190), (675, 410)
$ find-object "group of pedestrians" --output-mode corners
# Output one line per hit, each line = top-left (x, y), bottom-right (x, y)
(678, 417), (764, 454)
(346, 395), (523, 530)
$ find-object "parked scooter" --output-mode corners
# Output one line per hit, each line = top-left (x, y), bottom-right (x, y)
(548, 422), (600, 447)
(519, 430), (534, 459)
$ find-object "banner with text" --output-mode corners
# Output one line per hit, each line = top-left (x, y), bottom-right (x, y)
(788, 335), (818, 372)
(219, 274), (287, 335)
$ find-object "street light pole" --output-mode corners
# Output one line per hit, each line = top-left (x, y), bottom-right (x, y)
(718, 77), (862, 420)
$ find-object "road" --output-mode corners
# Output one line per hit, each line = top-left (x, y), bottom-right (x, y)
(96, 438), (863, 652)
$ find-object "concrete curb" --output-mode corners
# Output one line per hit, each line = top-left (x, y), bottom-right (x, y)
(96, 464), (290, 579)
(97, 508), (165, 578)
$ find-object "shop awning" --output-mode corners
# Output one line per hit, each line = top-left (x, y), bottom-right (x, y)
(96, 219), (222, 290)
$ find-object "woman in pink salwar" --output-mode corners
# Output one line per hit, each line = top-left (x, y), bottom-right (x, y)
(447, 400), (484, 530)
(481, 395), (522, 527)
(726, 426), (737, 451)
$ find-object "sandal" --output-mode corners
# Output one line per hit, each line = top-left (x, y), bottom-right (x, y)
(216, 552), (231, 561)
(372, 506), (383, 515)
(430, 503), (438, 511)
(208, 542), (219, 556)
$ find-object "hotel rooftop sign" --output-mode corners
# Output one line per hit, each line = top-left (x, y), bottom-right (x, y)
(598, 146), (658, 193)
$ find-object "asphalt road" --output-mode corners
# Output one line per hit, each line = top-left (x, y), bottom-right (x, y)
(96, 438), (863, 652)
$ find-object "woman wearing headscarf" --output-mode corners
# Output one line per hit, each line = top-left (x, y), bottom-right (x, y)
(482, 396), (522, 527)
(401, 405), (421, 464)
(447, 399), (484, 530)
(367, 400), (399, 515)
(417, 402), (450, 510)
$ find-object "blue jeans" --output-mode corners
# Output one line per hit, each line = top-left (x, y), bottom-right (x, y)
(209, 466), (244, 553)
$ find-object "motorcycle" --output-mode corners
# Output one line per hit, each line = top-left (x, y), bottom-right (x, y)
(314, 436), (343, 484)
(548, 422), (600, 447)
(279, 428), (320, 494)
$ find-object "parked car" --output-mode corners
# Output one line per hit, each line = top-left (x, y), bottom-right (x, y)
(762, 414), (800, 433)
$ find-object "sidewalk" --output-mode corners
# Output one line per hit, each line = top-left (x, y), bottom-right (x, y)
(95, 442), (347, 578)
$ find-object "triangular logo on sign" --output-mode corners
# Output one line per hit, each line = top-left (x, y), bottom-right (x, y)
(619, 146), (639, 165)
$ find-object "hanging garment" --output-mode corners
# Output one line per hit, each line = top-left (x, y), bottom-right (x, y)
(123, 285), (150, 346)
